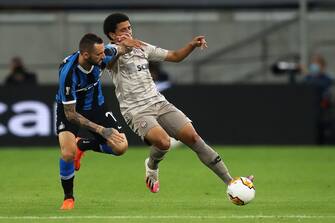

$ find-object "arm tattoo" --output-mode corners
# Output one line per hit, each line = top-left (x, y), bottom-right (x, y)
(101, 128), (115, 139)
(63, 103), (103, 134)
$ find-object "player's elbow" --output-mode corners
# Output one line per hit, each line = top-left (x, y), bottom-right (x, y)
(170, 55), (183, 63)
(166, 52), (183, 63)
(64, 112), (76, 123)
(174, 58), (183, 62)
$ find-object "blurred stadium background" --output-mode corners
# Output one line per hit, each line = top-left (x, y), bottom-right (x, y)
(0, 1), (335, 222)
(1, 0), (335, 145)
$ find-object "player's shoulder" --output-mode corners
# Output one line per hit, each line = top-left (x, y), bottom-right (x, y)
(142, 42), (167, 55)
(63, 51), (79, 63)
(106, 43), (117, 48)
(142, 41), (157, 49)
(59, 52), (79, 74)
(105, 43), (117, 51)
(61, 52), (79, 67)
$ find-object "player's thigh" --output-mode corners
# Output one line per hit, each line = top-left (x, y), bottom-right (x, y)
(56, 103), (79, 159)
(177, 122), (200, 146)
(58, 131), (77, 160)
(131, 112), (157, 140)
(56, 103), (80, 136)
(145, 125), (171, 150)
(132, 114), (170, 148)
(157, 103), (192, 140)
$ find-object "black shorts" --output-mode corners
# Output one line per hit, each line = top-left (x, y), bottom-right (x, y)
(56, 103), (123, 144)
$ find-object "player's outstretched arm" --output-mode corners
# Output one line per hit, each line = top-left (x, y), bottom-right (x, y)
(165, 36), (208, 62)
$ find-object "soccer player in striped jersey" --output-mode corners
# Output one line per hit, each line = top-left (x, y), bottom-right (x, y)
(55, 33), (142, 210)
(100, 13), (253, 194)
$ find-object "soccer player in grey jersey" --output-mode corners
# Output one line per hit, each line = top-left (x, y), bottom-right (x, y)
(102, 13), (253, 193)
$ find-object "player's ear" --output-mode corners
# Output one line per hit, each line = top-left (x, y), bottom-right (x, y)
(109, 32), (116, 41)
(82, 51), (89, 59)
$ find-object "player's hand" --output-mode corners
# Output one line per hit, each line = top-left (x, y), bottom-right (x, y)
(107, 132), (128, 151)
(117, 34), (146, 49)
(122, 38), (145, 50)
(101, 127), (126, 144)
(190, 36), (208, 50)
(116, 33), (131, 42)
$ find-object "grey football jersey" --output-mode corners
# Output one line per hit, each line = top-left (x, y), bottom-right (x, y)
(106, 42), (168, 115)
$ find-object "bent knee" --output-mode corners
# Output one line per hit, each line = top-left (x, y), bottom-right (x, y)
(61, 147), (76, 161)
(112, 141), (128, 156)
(154, 137), (171, 150)
(182, 133), (201, 146)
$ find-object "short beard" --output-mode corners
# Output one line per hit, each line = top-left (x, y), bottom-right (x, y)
(87, 57), (100, 66)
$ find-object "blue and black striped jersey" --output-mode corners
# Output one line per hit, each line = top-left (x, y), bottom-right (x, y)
(55, 49), (117, 111)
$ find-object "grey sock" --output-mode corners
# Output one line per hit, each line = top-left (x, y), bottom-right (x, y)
(189, 138), (233, 185)
(148, 146), (169, 170)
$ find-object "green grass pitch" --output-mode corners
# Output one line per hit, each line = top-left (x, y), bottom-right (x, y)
(0, 146), (334, 223)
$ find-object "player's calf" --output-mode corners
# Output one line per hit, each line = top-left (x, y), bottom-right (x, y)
(74, 137), (85, 171)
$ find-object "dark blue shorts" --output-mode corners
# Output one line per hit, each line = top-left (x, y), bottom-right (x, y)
(56, 103), (123, 144)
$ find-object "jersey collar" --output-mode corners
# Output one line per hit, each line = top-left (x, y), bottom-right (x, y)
(77, 64), (94, 74)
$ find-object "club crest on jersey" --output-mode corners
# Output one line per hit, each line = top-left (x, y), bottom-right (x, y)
(140, 121), (147, 129)
(133, 48), (145, 56)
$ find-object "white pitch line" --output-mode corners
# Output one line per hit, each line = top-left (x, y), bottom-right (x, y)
(0, 215), (335, 220)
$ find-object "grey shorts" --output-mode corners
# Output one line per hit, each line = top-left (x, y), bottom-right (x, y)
(123, 101), (191, 140)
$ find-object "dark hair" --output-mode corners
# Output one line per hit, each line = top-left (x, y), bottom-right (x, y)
(103, 13), (130, 40)
(79, 33), (103, 53)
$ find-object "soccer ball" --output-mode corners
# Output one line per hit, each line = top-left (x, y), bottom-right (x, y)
(227, 177), (255, 205)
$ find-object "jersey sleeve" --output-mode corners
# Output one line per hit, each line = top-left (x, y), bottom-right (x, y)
(101, 45), (118, 69)
(58, 64), (78, 104)
(145, 43), (168, 61)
